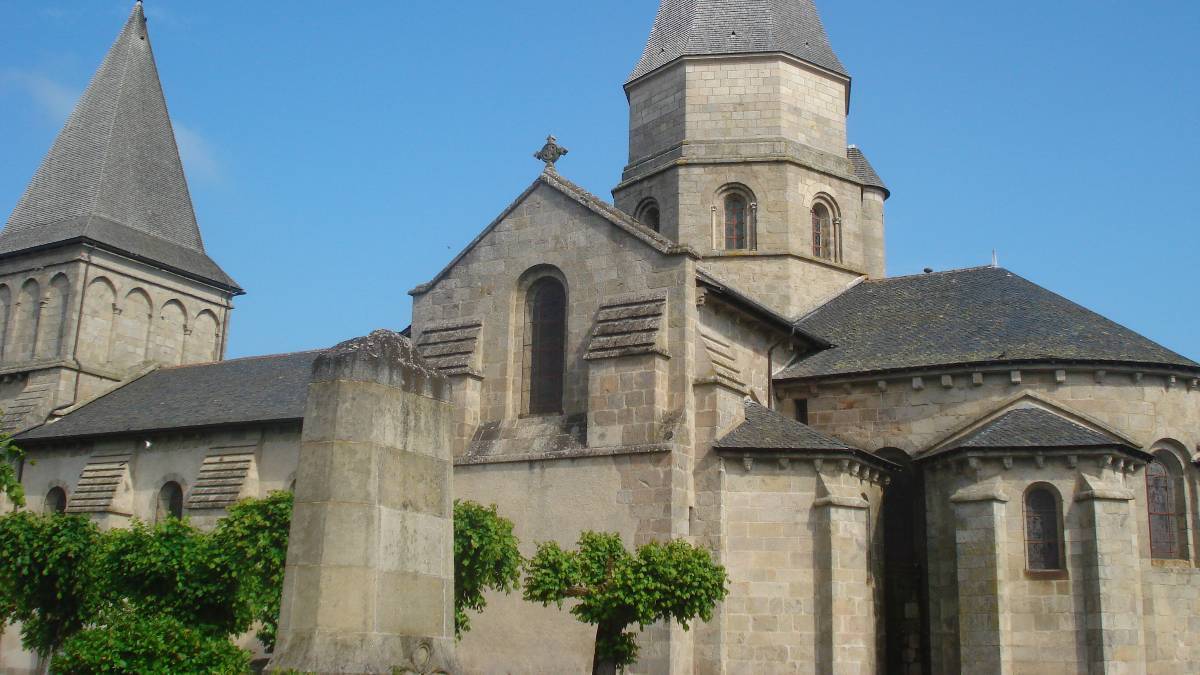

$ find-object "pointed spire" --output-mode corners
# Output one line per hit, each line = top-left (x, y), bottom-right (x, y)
(1, 3), (238, 291)
(629, 0), (848, 84)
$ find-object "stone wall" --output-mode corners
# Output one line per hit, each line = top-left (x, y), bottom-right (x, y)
(0, 244), (233, 431)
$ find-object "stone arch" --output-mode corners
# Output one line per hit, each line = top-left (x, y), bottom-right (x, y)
(151, 299), (187, 366)
(44, 485), (68, 514)
(184, 309), (219, 364)
(635, 197), (662, 233)
(0, 284), (11, 360)
(12, 278), (41, 361)
(35, 273), (71, 359)
(713, 183), (757, 251)
(112, 288), (153, 371)
(78, 277), (118, 368)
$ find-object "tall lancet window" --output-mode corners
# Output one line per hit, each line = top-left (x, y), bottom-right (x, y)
(526, 277), (567, 415)
(724, 194), (748, 250)
(812, 202), (836, 260)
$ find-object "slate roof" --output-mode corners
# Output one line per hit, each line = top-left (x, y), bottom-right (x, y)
(628, 0), (848, 84)
(715, 400), (854, 451)
(1, 3), (239, 292)
(778, 267), (1200, 380)
(17, 351), (320, 443)
(847, 146), (888, 197)
(943, 408), (1130, 452)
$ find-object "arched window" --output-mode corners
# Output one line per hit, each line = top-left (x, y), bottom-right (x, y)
(724, 194), (749, 250)
(45, 487), (67, 514)
(812, 201), (837, 260)
(1024, 485), (1063, 570)
(156, 481), (184, 522)
(636, 199), (661, 233)
(526, 277), (567, 415)
(1147, 452), (1189, 560)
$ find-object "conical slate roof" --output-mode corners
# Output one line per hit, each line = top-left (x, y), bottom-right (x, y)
(1, 2), (238, 291)
(628, 0), (848, 83)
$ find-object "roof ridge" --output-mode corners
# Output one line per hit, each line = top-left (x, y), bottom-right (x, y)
(866, 265), (1001, 283)
(157, 349), (326, 371)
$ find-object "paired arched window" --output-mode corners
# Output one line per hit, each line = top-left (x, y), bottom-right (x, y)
(45, 487), (67, 514)
(1147, 452), (1189, 560)
(1024, 485), (1063, 571)
(811, 198), (840, 261)
(526, 276), (567, 415)
(156, 481), (184, 522)
(636, 199), (661, 233)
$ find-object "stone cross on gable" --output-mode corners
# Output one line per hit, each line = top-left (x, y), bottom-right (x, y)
(534, 135), (569, 171)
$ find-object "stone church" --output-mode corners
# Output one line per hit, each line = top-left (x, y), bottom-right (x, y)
(2, 1), (1198, 673)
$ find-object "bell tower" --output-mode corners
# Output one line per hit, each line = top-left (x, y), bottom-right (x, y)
(614, 0), (888, 318)
(0, 2), (241, 430)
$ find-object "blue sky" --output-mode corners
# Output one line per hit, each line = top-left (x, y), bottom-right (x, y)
(1, 1), (1197, 360)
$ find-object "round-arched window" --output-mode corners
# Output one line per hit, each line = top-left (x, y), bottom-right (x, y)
(45, 487), (67, 514)
(1147, 452), (1189, 560)
(724, 194), (749, 250)
(157, 481), (184, 522)
(526, 277), (567, 415)
(636, 199), (661, 233)
(1024, 485), (1063, 570)
(812, 201), (836, 260)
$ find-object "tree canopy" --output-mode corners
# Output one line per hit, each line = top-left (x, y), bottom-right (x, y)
(523, 531), (728, 674)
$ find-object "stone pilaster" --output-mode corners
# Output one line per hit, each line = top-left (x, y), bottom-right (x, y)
(269, 330), (456, 675)
(949, 477), (1011, 675)
(1077, 466), (1146, 674)
(814, 471), (873, 675)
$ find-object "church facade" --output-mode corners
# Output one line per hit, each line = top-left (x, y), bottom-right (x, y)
(2, 1), (1198, 673)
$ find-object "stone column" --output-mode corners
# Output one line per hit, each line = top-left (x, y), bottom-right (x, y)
(814, 471), (873, 675)
(1077, 467), (1146, 674)
(269, 330), (456, 674)
(949, 477), (1011, 675)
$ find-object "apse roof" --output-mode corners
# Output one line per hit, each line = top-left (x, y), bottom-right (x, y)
(778, 267), (1199, 381)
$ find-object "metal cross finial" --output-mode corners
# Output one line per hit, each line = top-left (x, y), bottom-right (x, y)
(534, 135), (569, 171)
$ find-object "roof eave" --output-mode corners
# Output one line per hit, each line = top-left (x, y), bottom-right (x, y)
(17, 416), (303, 446)
(776, 356), (1200, 385)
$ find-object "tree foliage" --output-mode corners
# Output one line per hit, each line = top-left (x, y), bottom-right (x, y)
(0, 429), (26, 508)
(210, 490), (294, 649)
(523, 531), (728, 675)
(452, 500), (522, 638)
(0, 511), (100, 656)
(51, 607), (250, 675)
(0, 491), (294, 671)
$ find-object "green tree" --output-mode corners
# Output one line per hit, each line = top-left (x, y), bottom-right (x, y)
(99, 517), (250, 636)
(210, 490), (294, 649)
(453, 500), (522, 637)
(0, 511), (100, 657)
(523, 532), (728, 675)
(0, 427), (26, 508)
(51, 607), (250, 675)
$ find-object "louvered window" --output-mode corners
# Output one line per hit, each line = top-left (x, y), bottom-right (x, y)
(1024, 486), (1062, 570)
(527, 278), (566, 415)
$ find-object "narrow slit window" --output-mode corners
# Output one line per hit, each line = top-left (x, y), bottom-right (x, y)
(812, 203), (833, 259)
